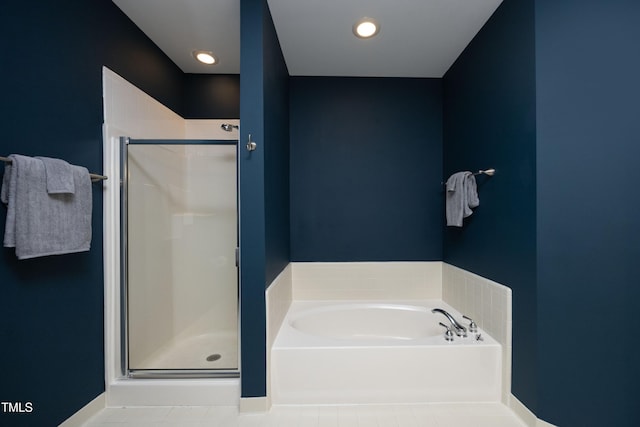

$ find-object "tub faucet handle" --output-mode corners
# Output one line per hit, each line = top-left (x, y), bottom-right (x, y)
(462, 315), (478, 333)
(438, 322), (455, 342)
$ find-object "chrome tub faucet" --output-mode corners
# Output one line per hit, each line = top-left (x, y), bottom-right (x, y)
(432, 308), (468, 337)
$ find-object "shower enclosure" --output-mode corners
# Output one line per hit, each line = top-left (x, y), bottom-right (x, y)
(121, 138), (238, 377)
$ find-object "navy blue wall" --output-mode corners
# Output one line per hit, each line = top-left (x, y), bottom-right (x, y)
(263, 6), (290, 286)
(0, 1), (183, 426)
(239, 0), (289, 398)
(239, 0), (267, 399)
(443, 0), (537, 410)
(535, 1), (640, 425)
(183, 74), (240, 119)
(290, 77), (443, 261)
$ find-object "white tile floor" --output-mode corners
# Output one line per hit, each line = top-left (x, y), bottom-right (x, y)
(83, 403), (527, 427)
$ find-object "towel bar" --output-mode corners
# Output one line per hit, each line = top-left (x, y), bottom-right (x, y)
(442, 168), (495, 185)
(0, 156), (107, 181)
(476, 168), (495, 176)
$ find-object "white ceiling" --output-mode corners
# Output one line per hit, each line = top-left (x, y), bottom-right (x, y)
(112, 0), (241, 74)
(112, 0), (503, 78)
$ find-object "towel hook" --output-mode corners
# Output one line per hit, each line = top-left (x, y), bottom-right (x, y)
(246, 134), (257, 152)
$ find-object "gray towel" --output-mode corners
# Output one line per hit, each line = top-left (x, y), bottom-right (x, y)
(36, 156), (75, 194)
(1, 154), (92, 259)
(1, 160), (18, 247)
(445, 171), (479, 227)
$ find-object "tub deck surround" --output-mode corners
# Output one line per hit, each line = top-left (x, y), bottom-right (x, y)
(291, 262), (443, 300)
(442, 263), (513, 404)
(271, 299), (502, 405)
(265, 264), (293, 408)
(266, 262), (512, 407)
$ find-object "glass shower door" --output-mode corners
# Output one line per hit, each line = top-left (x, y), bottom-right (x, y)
(122, 139), (238, 375)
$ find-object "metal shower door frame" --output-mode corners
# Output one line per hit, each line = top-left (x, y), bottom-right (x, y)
(120, 137), (240, 379)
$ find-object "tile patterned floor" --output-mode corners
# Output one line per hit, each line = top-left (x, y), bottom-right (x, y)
(83, 403), (527, 427)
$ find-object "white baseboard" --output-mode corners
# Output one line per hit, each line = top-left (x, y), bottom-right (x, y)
(509, 394), (556, 427)
(239, 396), (270, 413)
(59, 393), (106, 427)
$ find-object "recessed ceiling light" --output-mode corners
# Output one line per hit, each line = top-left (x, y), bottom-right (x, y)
(353, 18), (380, 39)
(193, 50), (217, 65)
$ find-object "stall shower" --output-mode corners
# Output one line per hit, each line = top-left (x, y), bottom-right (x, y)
(121, 138), (238, 377)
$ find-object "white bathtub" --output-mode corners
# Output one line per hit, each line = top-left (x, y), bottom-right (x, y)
(290, 303), (443, 341)
(271, 300), (502, 405)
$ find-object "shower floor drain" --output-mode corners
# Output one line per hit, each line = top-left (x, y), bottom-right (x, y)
(206, 354), (222, 362)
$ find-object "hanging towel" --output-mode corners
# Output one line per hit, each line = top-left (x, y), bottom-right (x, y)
(1, 159), (18, 247)
(1, 154), (92, 259)
(36, 156), (75, 194)
(445, 171), (479, 227)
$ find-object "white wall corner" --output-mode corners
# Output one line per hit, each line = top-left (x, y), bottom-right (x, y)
(59, 393), (106, 427)
(239, 396), (270, 413)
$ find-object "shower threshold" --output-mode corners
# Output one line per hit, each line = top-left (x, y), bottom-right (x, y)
(127, 369), (239, 379)
(108, 374), (240, 406)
